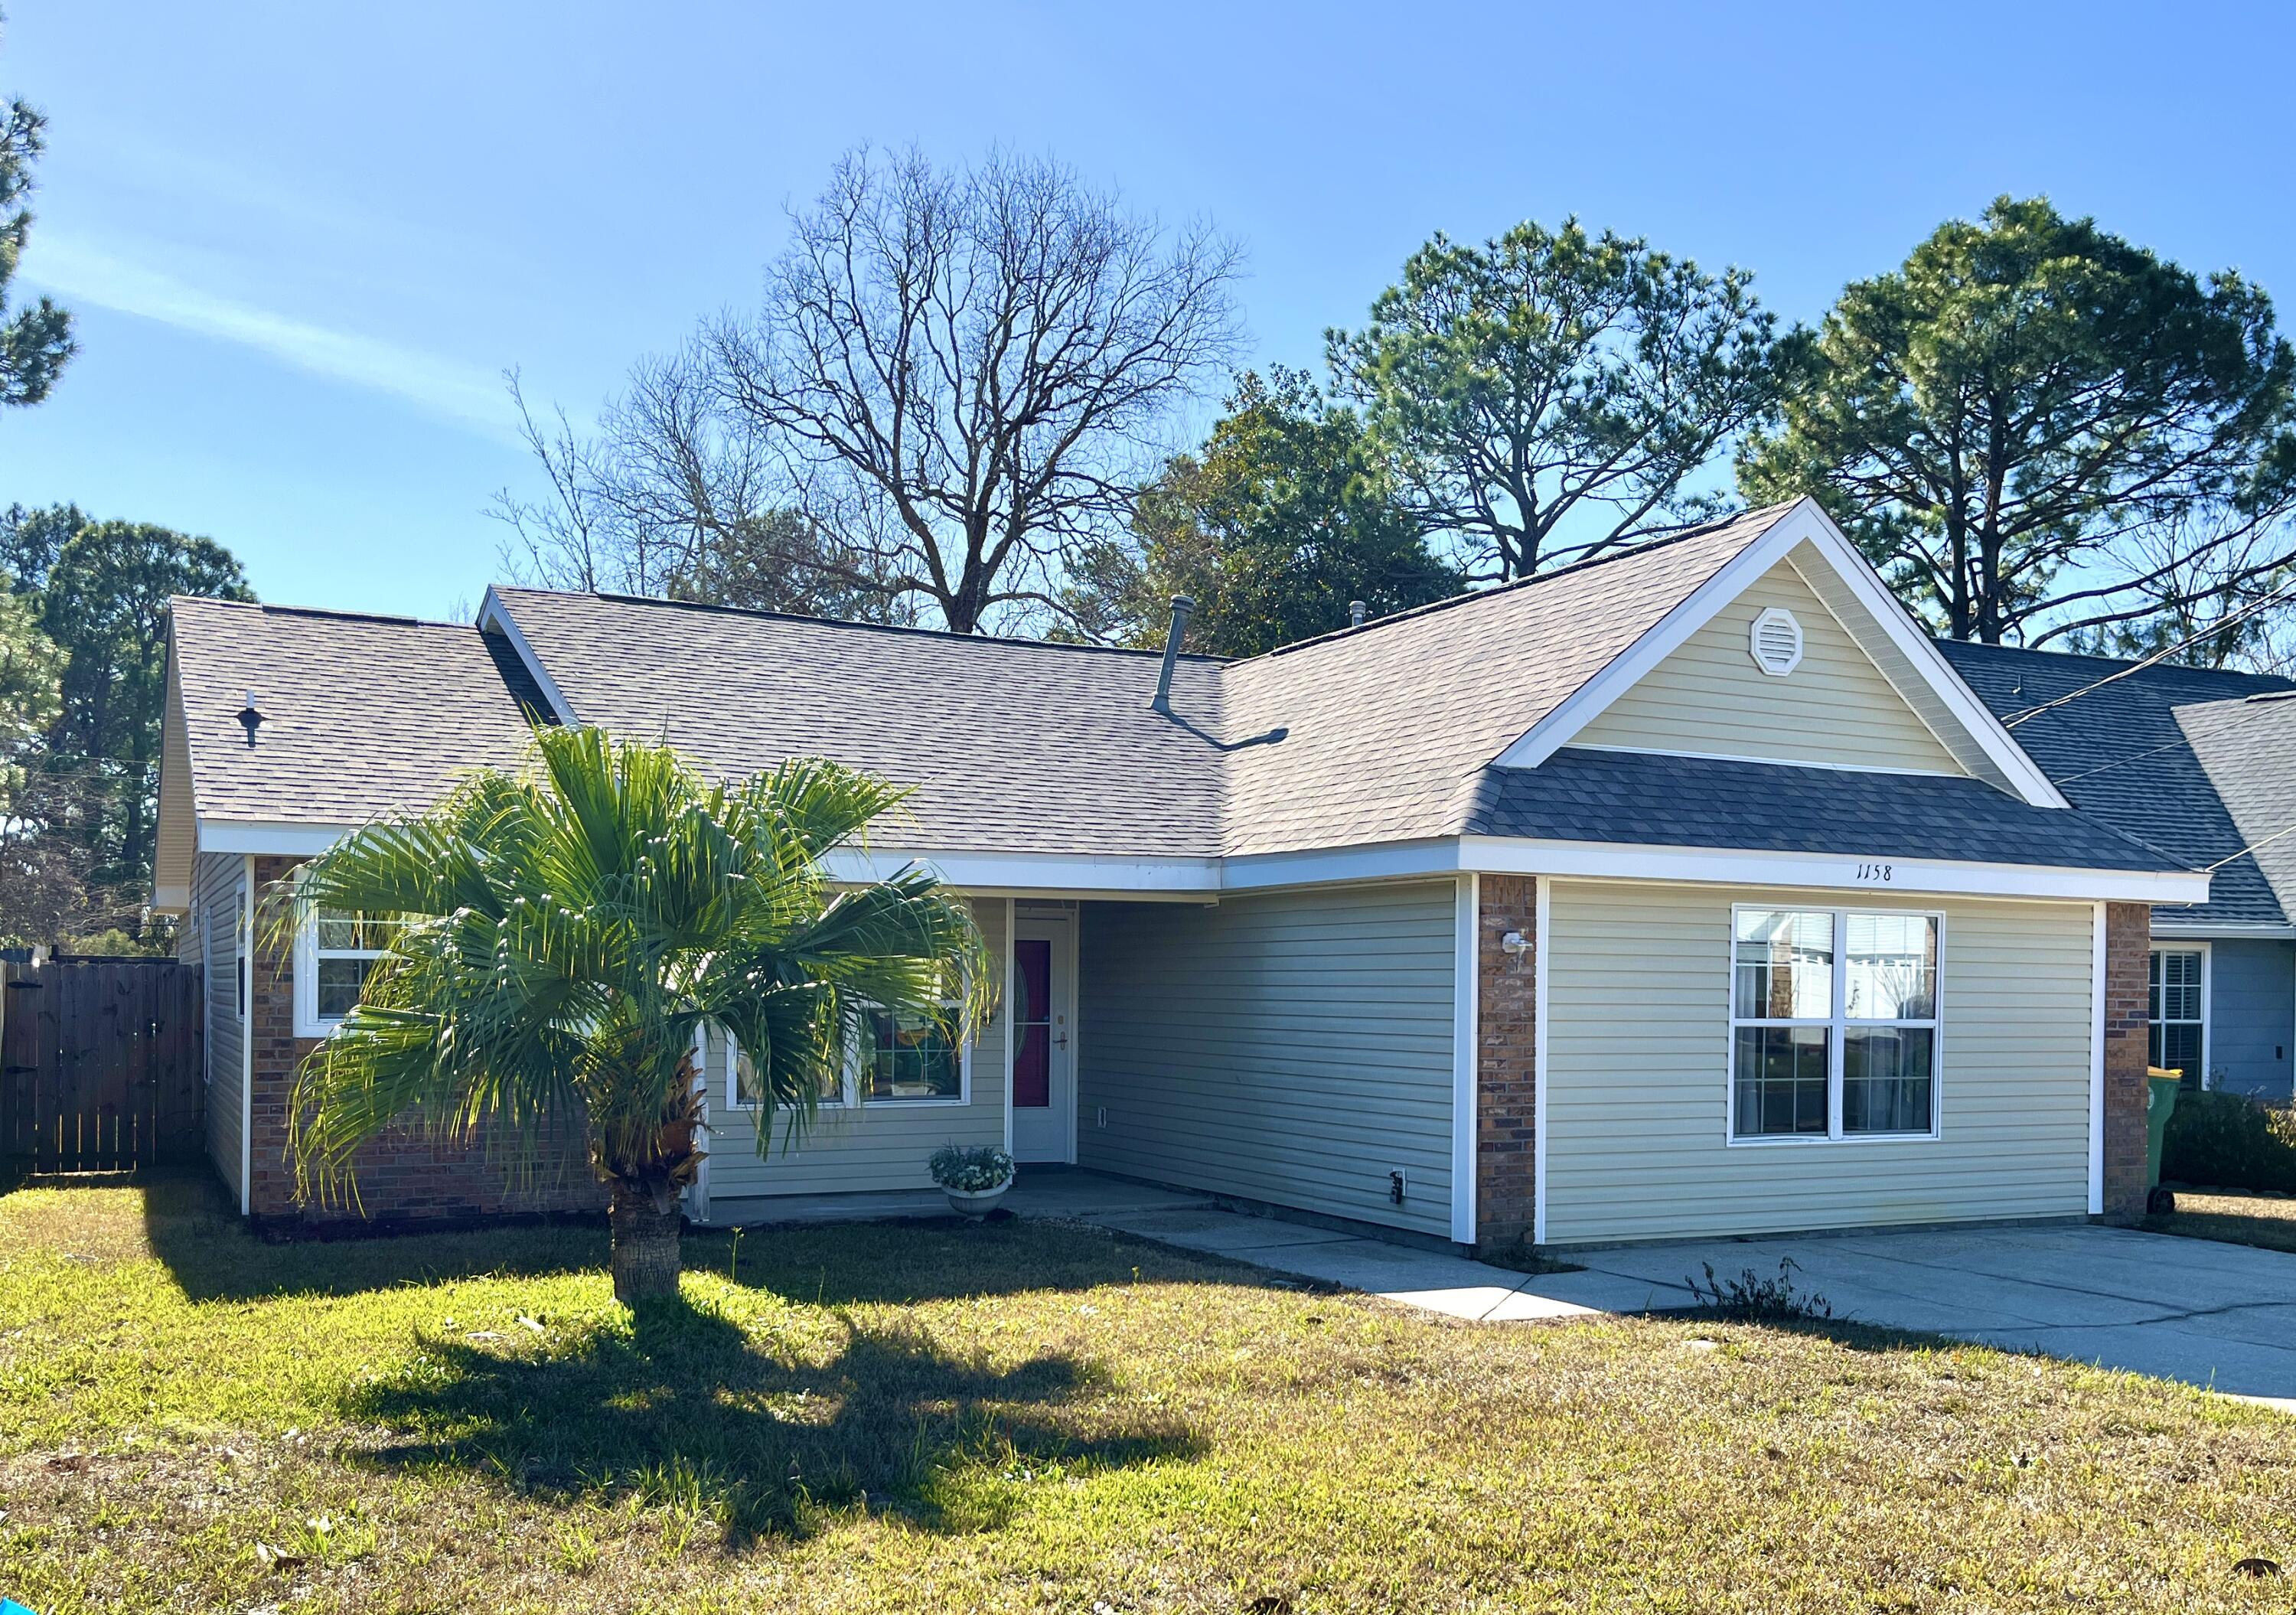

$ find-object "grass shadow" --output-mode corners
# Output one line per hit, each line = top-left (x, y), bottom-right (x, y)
(344, 1289), (1200, 1541)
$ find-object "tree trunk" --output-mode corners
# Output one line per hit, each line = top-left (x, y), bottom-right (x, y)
(608, 1188), (683, 1304)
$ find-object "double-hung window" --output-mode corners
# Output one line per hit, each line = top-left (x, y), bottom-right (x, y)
(1730, 906), (1940, 1142)
(295, 909), (401, 1036)
(728, 999), (967, 1111)
(2148, 948), (2207, 1091)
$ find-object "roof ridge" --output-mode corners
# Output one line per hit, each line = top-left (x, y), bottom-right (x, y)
(491, 585), (1228, 663)
(1940, 636), (2296, 688)
(172, 595), (477, 631)
(1248, 500), (1803, 663)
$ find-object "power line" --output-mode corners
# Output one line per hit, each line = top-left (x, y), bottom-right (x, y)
(2001, 576), (2296, 729)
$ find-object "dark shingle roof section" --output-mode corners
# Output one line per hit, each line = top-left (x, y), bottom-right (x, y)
(1473, 747), (2187, 872)
(488, 589), (1229, 858)
(171, 598), (547, 825)
(1940, 641), (2296, 925)
(1218, 504), (1796, 856)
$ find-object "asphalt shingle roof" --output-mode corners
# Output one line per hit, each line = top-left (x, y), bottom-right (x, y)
(1940, 641), (2296, 925)
(1471, 746), (2186, 872)
(171, 598), (550, 827)
(166, 504), (2199, 886)
(489, 589), (1230, 858)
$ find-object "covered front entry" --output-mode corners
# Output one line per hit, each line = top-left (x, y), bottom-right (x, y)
(1010, 905), (1077, 1162)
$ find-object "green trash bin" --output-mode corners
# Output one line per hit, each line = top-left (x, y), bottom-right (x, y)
(2145, 1066), (2182, 1210)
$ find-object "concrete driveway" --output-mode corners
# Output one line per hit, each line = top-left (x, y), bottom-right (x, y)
(1083, 1199), (2296, 1408)
(1518, 1223), (2296, 1408)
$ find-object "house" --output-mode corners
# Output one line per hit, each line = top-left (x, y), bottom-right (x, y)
(1942, 640), (2296, 1102)
(152, 498), (2210, 1251)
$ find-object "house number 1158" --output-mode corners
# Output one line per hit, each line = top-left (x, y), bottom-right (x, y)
(1855, 863), (1894, 883)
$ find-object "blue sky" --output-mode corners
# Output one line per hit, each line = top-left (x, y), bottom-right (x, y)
(5, 0), (2293, 621)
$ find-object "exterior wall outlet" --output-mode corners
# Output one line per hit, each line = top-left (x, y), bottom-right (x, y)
(1389, 1169), (1407, 1204)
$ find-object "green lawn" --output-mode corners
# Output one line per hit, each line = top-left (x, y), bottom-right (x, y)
(2151, 1189), (2296, 1256)
(5, 1176), (2296, 1613)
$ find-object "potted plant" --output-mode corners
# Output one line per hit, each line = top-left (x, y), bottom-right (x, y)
(930, 1144), (1016, 1217)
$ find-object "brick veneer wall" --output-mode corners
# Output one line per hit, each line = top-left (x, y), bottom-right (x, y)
(245, 855), (604, 1226)
(1476, 873), (1538, 1250)
(2099, 900), (2153, 1225)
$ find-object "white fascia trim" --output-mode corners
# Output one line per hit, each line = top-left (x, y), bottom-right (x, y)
(1491, 499), (2071, 811)
(200, 818), (356, 856)
(1221, 837), (1463, 891)
(1449, 873), (1479, 1245)
(2089, 900), (2107, 1216)
(477, 586), (581, 726)
(1458, 834), (2210, 905)
(1564, 741), (1968, 781)
(2151, 920), (2296, 939)
(820, 847), (1221, 894)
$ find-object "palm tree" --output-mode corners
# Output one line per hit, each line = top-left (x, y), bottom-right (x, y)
(283, 725), (989, 1303)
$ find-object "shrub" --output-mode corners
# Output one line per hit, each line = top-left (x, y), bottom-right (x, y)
(928, 1144), (1014, 1193)
(2161, 1089), (2296, 1192)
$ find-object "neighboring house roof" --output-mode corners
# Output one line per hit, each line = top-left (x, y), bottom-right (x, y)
(1471, 746), (2180, 872)
(168, 597), (550, 828)
(485, 587), (1229, 859)
(1941, 641), (2296, 928)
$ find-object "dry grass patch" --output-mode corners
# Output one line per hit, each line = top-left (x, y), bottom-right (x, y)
(2150, 1189), (2296, 1257)
(3, 1173), (2295, 1612)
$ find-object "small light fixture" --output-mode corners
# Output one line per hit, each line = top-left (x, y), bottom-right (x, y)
(1501, 930), (1531, 957)
(235, 690), (265, 747)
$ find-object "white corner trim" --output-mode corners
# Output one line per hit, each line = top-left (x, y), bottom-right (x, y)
(1450, 873), (1479, 1245)
(477, 586), (581, 726)
(689, 1024), (711, 1223)
(240, 851), (254, 1219)
(1491, 499), (2071, 811)
(1002, 897), (1016, 1158)
(1531, 876), (1550, 1248)
(2089, 900), (2107, 1217)
(1457, 834), (2210, 905)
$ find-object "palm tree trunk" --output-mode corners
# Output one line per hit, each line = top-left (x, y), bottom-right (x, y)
(608, 1186), (683, 1303)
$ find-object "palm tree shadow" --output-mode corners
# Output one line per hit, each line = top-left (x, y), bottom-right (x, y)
(343, 1291), (1199, 1542)
(139, 1168), (608, 1302)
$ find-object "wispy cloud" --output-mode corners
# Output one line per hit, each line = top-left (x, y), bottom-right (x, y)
(26, 233), (515, 439)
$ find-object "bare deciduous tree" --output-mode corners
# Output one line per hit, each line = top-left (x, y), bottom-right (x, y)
(700, 145), (1244, 633)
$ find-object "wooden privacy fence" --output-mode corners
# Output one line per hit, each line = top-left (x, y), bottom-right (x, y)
(2, 958), (205, 1172)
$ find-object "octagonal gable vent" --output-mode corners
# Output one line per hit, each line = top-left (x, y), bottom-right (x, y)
(1748, 606), (1804, 677)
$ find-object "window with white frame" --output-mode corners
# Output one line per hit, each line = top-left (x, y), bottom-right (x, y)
(1730, 906), (1940, 1141)
(2148, 947), (2207, 1091)
(296, 909), (400, 1034)
(726, 999), (967, 1109)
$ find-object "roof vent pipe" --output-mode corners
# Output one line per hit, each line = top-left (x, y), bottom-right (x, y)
(1150, 595), (1196, 714)
(1349, 599), (1367, 628)
(235, 690), (264, 748)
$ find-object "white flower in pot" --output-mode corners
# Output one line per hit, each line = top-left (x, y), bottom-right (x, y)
(930, 1144), (1016, 1217)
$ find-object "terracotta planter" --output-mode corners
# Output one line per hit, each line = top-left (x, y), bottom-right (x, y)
(942, 1181), (1011, 1218)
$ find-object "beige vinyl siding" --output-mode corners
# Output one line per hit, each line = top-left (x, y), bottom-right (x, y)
(1574, 548), (1966, 774)
(185, 850), (246, 1205)
(1543, 879), (2093, 1245)
(701, 896), (1007, 1199)
(1076, 881), (1456, 1240)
